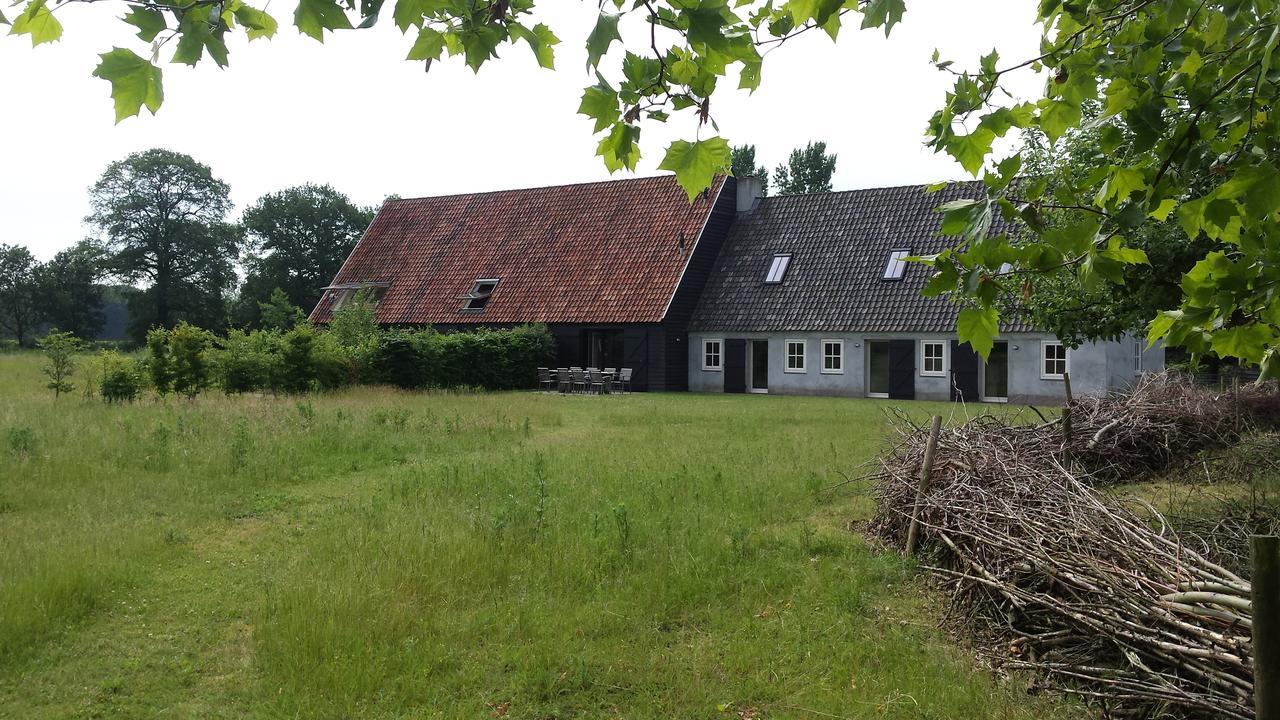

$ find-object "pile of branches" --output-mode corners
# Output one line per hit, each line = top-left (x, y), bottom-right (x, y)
(868, 374), (1279, 718)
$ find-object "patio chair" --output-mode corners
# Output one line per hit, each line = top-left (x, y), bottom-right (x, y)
(570, 368), (588, 394)
(618, 367), (632, 394)
(537, 367), (555, 392)
(587, 368), (607, 395)
(557, 368), (572, 393)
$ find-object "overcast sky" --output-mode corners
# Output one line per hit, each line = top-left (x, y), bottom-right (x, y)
(2, 1), (1045, 261)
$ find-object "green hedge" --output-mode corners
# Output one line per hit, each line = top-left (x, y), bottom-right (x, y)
(372, 325), (554, 391)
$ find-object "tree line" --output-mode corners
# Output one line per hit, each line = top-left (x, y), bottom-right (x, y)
(1, 148), (375, 346)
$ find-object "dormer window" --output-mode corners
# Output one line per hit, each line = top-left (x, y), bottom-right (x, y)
(764, 254), (791, 284)
(324, 282), (389, 310)
(461, 278), (500, 311)
(882, 249), (910, 281)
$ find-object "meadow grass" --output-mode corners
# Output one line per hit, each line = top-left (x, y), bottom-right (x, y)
(0, 352), (1074, 719)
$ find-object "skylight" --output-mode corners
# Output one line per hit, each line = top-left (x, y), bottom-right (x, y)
(764, 254), (791, 284)
(882, 249), (910, 281)
(461, 278), (500, 311)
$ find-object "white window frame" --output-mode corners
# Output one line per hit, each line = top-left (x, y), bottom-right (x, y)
(882, 249), (911, 281)
(784, 339), (807, 373)
(1133, 338), (1144, 375)
(921, 341), (946, 377)
(1041, 340), (1068, 380)
(821, 339), (844, 375)
(765, 254), (791, 284)
(461, 278), (500, 311)
(702, 339), (723, 371)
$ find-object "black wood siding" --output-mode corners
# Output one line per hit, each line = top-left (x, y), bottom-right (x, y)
(661, 177), (738, 392)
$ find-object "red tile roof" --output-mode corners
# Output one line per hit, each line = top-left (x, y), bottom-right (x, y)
(311, 175), (727, 326)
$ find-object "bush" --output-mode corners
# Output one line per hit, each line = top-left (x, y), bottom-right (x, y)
(310, 331), (352, 391)
(146, 327), (174, 395)
(369, 324), (553, 391)
(214, 329), (284, 394)
(168, 322), (213, 397)
(279, 325), (317, 394)
(371, 330), (437, 389)
(98, 351), (145, 403)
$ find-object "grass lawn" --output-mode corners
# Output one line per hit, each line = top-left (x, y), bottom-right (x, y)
(0, 352), (1072, 719)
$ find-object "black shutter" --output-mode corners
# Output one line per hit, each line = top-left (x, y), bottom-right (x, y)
(950, 340), (980, 402)
(724, 339), (747, 393)
(887, 340), (916, 400)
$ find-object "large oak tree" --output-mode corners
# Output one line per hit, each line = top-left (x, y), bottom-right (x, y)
(87, 148), (242, 339)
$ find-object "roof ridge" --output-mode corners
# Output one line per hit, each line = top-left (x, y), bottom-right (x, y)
(385, 173), (691, 204)
(758, 179), (984, 202)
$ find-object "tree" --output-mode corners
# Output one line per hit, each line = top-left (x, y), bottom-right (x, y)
(34, 240), (108, 341)
(731, 145), (769, 196)
(773, 141), (837, 196)
(87, 149), (241, 340)
(7, 1), (1280, 369)
(258, 287), (306, 331)
(37, 330), (80, 399)
(0, 244), (41, 347)
(237, 183), (372, 325)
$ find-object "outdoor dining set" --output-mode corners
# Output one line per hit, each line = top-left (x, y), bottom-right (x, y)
(537, 367), (633, 394)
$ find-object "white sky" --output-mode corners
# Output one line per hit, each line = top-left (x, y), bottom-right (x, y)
(2, 1), (1045, 260)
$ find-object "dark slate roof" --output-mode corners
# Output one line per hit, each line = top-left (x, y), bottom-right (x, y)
(311, 175), (727, 325)
(688, 182), (1034, 333)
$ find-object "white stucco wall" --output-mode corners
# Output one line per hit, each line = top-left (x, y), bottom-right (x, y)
(688, 331), (1164, 403)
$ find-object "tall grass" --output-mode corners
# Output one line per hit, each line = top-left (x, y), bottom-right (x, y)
(0, 352), (1073, 719)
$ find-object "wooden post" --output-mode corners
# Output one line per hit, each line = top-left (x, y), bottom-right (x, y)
(1234, 374), (1242, 435)
(905, 415), (943, 557)
(1062, 371), (1074, 450)
(1255, 535), (1280, 720)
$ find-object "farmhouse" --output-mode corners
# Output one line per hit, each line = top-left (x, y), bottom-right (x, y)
(313, 174), (1160, 401)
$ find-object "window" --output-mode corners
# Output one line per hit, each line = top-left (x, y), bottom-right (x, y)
(765, 254), (791, 284)
(461, 278), (500, 311)
(821, 340), (843, 374)
(1134, 338), (1144, 375)
(1041, 341), (1068, 379)
(882, 249), (910, 281)
(785, 339), (806, 373)
(921, 341), (946, 376)
(703, 339), (723, 371)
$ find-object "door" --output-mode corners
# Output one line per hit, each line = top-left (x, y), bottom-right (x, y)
(950, 340), (980, 402)
(867, 341), (890, 398)
(749, 340), (769, 393)
(888, 340), (916, 400)
(724, 339), (747, 393)
(983, 341), (1009, 402)
(587, 329), (624, 369)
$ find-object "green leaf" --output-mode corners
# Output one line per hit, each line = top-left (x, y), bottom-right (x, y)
(659, 137), (732, 201)
(510, 22), (558, 69)
(1097, 166), (1146, 206)
(92, 48), (164, 124)
(392, 0), (439, 32)
(1211, 324), (1274, 365)
(1150, 198), (1177, 221)
(9, 0), (62, 46)
(946, 128), (995, 175)
(1146, 310), (1180, 348)
(860, 0), (905, 36)
(578, 83), (620, 134)
(1038, 99), (1081, 143)
(1177, 49), (1203, 77)
(0, 9), (8, 25)
(585, 12), (620, 70)
(460, 25), (501, 72)
(596, 123), (641, 173)
(405, 26), (444, 61)
(295, 0), (352, 41)
(957, 306), (999, 358)
(123, 7), (166, 42)
(234, 5), (278, 40)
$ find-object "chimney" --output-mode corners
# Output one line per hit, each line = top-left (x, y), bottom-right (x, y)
(736, 175), (764, 213)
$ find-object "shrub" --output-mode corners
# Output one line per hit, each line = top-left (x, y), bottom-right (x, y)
(433, 325), (554, 390)
(98, 351), (144, 403)
(309, 330), (352, 391)
(279, 325), (318, 394)
(327, 289), (381, 380)
(146, 327), (174, 395)
(371, 330), (437, 389)
(168, 322), (213, 398)
(37, 330), (81, 398)
(214, 329), (283, 394)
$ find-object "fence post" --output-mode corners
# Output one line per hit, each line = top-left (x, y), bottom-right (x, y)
(1062, 371), (1074, 450)
(905, 415), (943, 557)
(1255, 535), (1280, 720)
